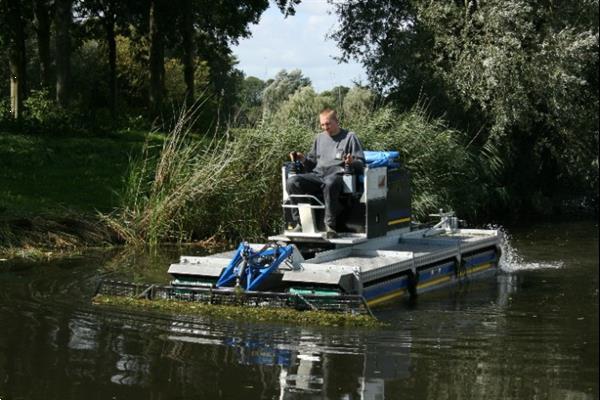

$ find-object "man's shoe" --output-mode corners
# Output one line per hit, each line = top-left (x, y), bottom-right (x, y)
(288, 224), (302, 233)
(325, 225), (337, 239)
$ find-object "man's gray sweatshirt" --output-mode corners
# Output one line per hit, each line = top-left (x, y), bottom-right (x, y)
(304, 129), (365, 176)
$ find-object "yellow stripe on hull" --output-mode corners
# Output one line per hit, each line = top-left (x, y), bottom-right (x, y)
(367, 289), (406, 306)
(417, 275), (451, 290)
(467, 263), (494, 274)
(365, 262), (497, 307)
(388, 217), (411, 226)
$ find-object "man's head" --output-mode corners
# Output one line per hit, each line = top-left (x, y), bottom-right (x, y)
(319, 108), (341, 136)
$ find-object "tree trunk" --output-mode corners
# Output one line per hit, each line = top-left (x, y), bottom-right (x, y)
(181, 0), (195, 106)
(104, 0), (117, 121)
(6, 0), (27, 119)
(33, 0), (52, 90)
(149, 0), (165, 116)
(55, 0), (72, 107)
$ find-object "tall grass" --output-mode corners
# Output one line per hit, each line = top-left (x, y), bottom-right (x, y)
(101, 107), (243, 246)
(105, 103), (484, 246)
(102, 110), (314, 246)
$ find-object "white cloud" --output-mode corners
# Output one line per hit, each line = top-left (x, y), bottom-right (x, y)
(232, 1), (365, 92)
(306, 15), (331, 33)
(299, 0), (331, 15)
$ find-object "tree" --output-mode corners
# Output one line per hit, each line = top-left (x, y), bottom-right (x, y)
(152, 0), (301, 119)
(104, 0), (117, 120)
(54, 0), (72, 107)
(78, 0), (121, 120)
(1, 0), (28, 119)
(331, 0), (599, 213)
(187, 0), (301, 120)
(163, 56), (210, 105)
(33, 0), (52, 90)
(274, 85), (330, 129)
(0, 0), (304, 129)
(180, 0), (194, 105)
(320, 85), (349, 111)
(238, 75), (266, 125)
(262, 69), (311, 117)
(148, 0), (165, 116)
(342, 86), (374, 126)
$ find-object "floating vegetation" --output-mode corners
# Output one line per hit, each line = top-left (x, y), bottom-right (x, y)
(93, 294), (383, 328)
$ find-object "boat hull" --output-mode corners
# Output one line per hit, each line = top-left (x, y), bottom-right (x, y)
(363, 248), (499, 307)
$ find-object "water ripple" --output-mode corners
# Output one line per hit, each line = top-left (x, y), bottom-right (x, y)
(499, 231), (565, 272)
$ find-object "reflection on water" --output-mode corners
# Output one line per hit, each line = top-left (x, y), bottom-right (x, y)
(163, 318), (412, 399)
(0, 221), (598, 399)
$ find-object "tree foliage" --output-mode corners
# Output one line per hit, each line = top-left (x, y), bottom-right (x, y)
(331, 0), (599, 214)
(262, 69), (311, 117)
(237, 76), (267, 125)
(320, 85), (350, 112)
(273, 86), (329, 129)
(342, 86), (375, 126)
(0, 0), (301, 128)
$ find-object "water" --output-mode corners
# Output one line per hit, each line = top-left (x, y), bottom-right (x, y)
(0, 220), (597, 400)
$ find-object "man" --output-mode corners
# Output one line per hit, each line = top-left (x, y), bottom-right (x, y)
(287, 108), (365, 238)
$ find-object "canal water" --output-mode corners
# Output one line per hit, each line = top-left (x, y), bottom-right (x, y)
(0, 220), (597, 400)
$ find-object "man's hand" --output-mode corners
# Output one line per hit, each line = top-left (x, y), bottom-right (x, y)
(344, 153), (353, 165)
(289, 151), (305, 162)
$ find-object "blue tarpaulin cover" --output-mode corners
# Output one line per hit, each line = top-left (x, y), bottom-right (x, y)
(364, 151), (400, 168)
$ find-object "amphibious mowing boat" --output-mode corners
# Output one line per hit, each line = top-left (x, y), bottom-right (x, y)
(97, 151), (502, 316)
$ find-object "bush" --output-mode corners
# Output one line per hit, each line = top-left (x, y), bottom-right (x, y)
(350, 106), (483, 220)
(22, 90), (74, 134)
(0, 98), (13, 129)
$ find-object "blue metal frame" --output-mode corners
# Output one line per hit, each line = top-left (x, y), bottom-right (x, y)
(216, 242), (294, 291)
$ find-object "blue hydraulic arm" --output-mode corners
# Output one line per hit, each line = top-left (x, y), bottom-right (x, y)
(216, 242), (294, 291)
(215, 242), (246, 288)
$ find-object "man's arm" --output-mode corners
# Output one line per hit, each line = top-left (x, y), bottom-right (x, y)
(347, 132), (365, 173)
(303, 138), (318, 172)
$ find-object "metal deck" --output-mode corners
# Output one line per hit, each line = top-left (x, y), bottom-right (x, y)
(269, 232), (369, 245)
(277, 229), (500, 287)
(168, 228), (501, 295)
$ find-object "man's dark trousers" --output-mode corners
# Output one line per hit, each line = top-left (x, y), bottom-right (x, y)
(286, 172), (343, 228)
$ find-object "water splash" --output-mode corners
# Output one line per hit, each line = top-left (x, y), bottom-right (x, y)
(498, 228), (564, 272)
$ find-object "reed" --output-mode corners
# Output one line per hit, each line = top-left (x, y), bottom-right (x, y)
(102, 107), (314, 246)
(104, 103), (482, 246)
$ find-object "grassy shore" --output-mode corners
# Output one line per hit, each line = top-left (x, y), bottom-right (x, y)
(0, 130), (163, 258)
(0, 130), (163, 214)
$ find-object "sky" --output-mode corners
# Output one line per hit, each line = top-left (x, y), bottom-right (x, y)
(231, 0), (366, 93)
